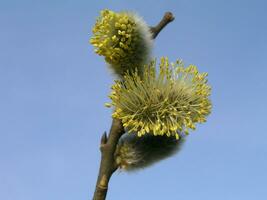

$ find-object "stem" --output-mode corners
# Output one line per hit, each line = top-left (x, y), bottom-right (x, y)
(150, 12), (175, 39)
(93, 118), (124, 200)
(92, 12), (175, 200)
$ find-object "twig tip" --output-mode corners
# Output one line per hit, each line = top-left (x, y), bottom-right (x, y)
(164, 12), (175, 22)
(101, 132), (108, 145)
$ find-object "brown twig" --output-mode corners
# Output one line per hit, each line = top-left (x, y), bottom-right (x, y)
(150, 12), (175, 39)
(93, 119), (124, 200)
(92, 12), (175, 200)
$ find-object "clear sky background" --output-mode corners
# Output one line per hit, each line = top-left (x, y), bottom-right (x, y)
(1, 0), (267, 200)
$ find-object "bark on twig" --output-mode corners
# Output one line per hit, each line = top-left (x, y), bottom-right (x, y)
(93, 119), (124, 200)
(150, 12), (175, 39)
(92, 12), (175, 200)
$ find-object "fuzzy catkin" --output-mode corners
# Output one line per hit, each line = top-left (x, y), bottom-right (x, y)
(90, 9), (153, 77)
(107, 58), (212, 138)
(115, 133), (185, 171)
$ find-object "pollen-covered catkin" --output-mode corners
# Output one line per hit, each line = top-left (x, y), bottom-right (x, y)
(106, 58), (212, 138)
(90, 9), (153, 77)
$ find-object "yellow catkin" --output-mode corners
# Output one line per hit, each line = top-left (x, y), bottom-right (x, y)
(107, 57), (212, 138)
(90, 9), (152, 77)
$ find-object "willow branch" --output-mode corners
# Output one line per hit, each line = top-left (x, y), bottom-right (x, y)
(93, 118), (124, 200)
(92, 11), (175, 200)
(150, 12), (175, 39)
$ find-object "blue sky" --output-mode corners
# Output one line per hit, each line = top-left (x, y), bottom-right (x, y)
(0, 0), (267, 199)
